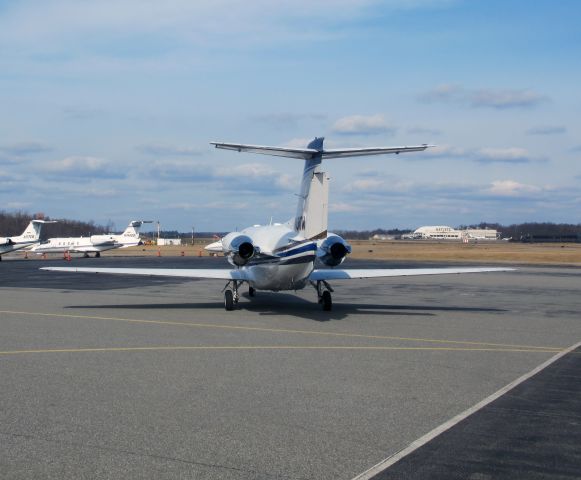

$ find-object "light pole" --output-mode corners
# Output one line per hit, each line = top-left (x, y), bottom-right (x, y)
(192, 226), (195, 246)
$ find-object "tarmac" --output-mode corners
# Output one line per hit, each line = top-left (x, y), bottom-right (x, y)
(1, 255), (580, 479)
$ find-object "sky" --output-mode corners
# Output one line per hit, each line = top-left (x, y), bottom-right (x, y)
(1, 0), (580, 233)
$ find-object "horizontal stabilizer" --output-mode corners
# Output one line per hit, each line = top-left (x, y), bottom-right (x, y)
(40, 267), (248, 280)
(309, 267), (514, 281)
(211, 142), (433, 160)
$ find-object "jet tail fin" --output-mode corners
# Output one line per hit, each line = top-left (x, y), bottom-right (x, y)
(211, 137), (433, 240)
(117, 220), (152, 244)
(14, 220), (56, 243)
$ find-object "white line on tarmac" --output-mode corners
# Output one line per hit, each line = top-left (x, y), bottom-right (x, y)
(351, 339), (581, 480)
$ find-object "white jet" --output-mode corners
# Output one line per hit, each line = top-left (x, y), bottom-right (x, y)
(0, 220), (56, 261)
(42, 138), (513, 310)
(32, 220), (152, 258)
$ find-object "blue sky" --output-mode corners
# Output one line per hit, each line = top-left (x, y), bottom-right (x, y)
(1, 0), (579, 232)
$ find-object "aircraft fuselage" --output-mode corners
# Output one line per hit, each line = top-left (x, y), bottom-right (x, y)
(228, 224), (316, 291)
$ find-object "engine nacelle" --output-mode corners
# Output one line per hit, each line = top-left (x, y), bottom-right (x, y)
(90, 235), (115, 245)
(317, 234), (351, 267)
(221, 232), (256, 266)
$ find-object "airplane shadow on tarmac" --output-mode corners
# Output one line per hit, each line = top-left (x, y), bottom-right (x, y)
(66, 292), (506, 322)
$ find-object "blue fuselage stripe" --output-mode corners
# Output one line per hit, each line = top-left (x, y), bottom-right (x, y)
(277, 243), (317, 258)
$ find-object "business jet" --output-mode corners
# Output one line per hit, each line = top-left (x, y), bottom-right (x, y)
(0, 219), (55, 261)
(32, 220), (152, 258)
(42, 138), (512, 310)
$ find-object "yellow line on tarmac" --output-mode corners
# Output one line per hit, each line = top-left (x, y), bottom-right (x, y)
(0, 309), (563, 352)
(0, 345), (562, 356)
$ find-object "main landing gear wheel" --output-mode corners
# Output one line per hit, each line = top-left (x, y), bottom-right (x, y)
(321, 290), (332, 311)
(249, 287), (255, 297)
(224, 290), (234, 311)
(95, 252), (101, 258)
(224, 280), (240, 311)
(314, 280), (334, 312)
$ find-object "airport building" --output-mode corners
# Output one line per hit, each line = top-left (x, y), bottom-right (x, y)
(407, 226), (499, 240)
(157, 238), (182, 246)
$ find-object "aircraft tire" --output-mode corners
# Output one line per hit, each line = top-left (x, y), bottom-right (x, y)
(95, 252), (101, 258)
(322, 290), (332, 311)
(249, 287), (255, 297)
(224, 290), (234, 311)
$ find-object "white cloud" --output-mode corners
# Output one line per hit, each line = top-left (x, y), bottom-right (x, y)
(425, 145), (541, 164)
(332, 114), (397, 136)
(136, 143), (203, 157)
(487, 180), (542, 197)
(345, 178), (385, 192)
(419, 84), (548, 109)
(330, 202), (361, 213)
(43, 156), (126, 179)
(475, 148), (532, 164)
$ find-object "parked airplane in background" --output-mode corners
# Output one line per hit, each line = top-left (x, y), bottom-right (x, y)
(0, 220), (55, 261)
(32, 220), (152, 257)
(43, 138), (513, 310)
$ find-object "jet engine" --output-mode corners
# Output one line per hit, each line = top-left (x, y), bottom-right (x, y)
(221, 232), (256, 266)
(90, 235), (116, 245)
(317, 234), (352, 267)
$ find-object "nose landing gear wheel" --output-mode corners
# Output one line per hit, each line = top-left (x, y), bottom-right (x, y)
(224, 290), (234, 311)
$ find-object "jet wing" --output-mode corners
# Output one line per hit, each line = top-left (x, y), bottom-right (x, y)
(40, 267), (248, 280)
(211, 142), (433, 160)
(320, 145), (432, 159)
(309, 267), (514, 281)
(211, 142), (318, 159)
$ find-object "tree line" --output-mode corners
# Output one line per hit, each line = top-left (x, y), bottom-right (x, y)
(0, 211), (112, 239)
(2, 211), (580, 241)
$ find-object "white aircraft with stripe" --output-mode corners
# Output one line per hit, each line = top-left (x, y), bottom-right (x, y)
(42, 138), (513, 311)
(0, 219), (55, 261)
(32, 220), (151, 258)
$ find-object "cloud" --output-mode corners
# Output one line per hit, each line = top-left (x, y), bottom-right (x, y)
(144, 160), (296, 193)
(424, 145), (543, 164)
(470, 89), (547, 109)
(406, 126), (442, 136)
(252, 113), (326, 129)
(474, 148), (534, 164)
(332, 114), (397, 136)
(526, 125), (567, 135)
(43, 156), (126, 179)
(0, 141), (53, 156)
(419, 84), (548, 109)
(136, 143), (203, 157)
(329, 202), (362, 213)
(487, 180), (542, 197)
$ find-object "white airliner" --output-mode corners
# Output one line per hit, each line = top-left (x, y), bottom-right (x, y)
(0, 220), (55, 261)
(42, 138), (512, 310)
(32, 220), (152, 257)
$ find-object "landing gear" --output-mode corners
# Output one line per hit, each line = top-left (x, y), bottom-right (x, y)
(95, 252), (101, 258)
(321, 290), (332, 311)
(249, 286), (255, 297)
(224, 290), (234, 311)
(223, 280), (240, 311)
(83, 253), (90, 258)
(313, 280), (334, 311)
